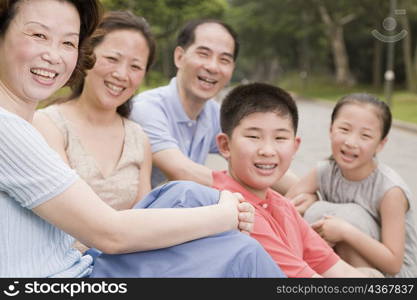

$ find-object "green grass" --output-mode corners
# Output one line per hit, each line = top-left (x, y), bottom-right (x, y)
(389, 93), (417, 124)
(279, 73), (417, 125)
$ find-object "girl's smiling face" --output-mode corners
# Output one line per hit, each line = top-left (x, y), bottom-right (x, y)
(330, 103), (387, 180)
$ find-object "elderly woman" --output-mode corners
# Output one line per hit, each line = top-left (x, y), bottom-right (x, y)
(0, 0), (283, 278)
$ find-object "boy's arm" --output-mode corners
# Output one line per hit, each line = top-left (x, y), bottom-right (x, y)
(285, 168), (319, 215)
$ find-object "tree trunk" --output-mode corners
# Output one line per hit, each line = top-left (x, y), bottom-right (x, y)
(299, 11), (311, 73)
(251, 60), (266, 82)
(267, 58), (281, 83)
(400, 14), (417, 92)
(316, 2), (356, 86)
(331, 27), (356, 86)
(372, 38), (383, 90)
(414, 43), (417, 86)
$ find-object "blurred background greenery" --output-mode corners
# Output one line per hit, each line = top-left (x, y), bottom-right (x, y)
(57, 0), (417, 124)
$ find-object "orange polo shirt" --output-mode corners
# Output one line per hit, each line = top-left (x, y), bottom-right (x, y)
(212, 170), (339, 277)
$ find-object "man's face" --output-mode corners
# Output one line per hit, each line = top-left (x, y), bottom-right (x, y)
(175, 22), (235, 104)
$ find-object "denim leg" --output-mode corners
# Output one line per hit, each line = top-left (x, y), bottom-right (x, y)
(90, 230), (284, 278)
(90, 181), (285, 278)
(134, 181), (220, 209)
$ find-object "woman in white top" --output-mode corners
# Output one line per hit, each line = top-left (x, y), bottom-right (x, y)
(0, 0), (264, 278)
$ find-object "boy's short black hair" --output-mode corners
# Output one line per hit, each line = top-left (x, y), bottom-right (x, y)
(220, 82), (298, 137)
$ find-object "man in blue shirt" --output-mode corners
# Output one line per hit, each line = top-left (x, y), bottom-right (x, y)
(130, 18), (299, 193)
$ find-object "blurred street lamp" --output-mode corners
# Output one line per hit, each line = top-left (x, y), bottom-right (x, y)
(383, 0), (397, 108)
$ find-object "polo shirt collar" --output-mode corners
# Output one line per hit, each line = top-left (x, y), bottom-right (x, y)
(168, 77), (211, 128)
(215, 170), (274, 206)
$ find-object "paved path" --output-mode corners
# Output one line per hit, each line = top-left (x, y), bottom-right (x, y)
(207, 96), (417, 198)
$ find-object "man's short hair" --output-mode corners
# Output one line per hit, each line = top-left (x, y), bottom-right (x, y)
(177, 18), (239, 60)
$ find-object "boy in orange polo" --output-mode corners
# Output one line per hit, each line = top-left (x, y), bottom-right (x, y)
(212, 82), (373, 277)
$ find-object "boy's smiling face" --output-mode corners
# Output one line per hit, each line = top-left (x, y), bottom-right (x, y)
(217, 111), (300, 199)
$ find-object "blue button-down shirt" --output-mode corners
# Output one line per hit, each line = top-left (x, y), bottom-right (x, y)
(130, 78), (221, 187)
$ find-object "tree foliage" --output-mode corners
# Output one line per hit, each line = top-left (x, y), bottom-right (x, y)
(101, 0), (228, 82)
(100, 0), (417, 91)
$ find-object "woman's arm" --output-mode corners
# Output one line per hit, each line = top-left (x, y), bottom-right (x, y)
(33, 179), (251, 254)
(32, 111), (254, 253)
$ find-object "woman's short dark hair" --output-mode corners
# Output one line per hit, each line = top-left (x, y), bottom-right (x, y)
(0, 0), (103, 87)
(68, 10), (156, 118)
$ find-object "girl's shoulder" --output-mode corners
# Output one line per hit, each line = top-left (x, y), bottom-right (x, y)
(376, 163), (412, 198)
(377, 163), (404, 181)
(316, 159), (338, 178)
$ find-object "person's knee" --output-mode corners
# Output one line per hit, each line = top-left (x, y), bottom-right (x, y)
(161, 181), (220, 208)
(134, 180), (220, 209)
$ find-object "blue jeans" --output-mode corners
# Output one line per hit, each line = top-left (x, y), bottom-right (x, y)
(89, 181), (285, 278)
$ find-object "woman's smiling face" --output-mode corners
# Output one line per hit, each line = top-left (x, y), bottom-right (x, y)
(0, 0), (80, 103)
(82, 29), (149, 110)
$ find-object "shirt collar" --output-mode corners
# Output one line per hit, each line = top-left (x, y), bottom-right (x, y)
(168, 77), (211, 126)
(214, 170), (275, 206)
